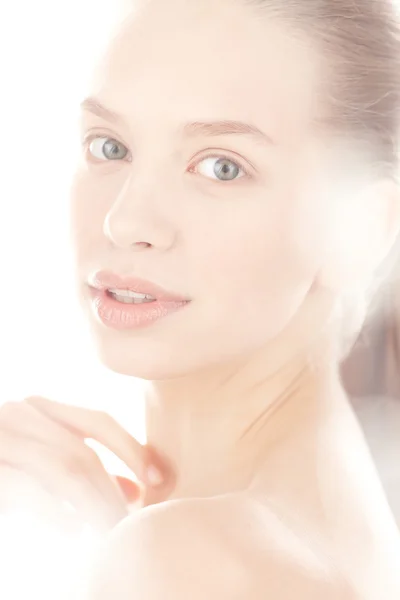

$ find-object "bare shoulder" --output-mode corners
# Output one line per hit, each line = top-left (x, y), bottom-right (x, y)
(86, 493), (358, 599)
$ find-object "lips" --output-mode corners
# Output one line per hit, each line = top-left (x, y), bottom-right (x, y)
(88, 270), (190, 303)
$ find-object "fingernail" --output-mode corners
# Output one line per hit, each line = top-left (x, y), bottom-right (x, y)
(147, 465), (164, 486)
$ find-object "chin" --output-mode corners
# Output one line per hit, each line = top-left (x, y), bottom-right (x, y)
(88, 328), (198, 380)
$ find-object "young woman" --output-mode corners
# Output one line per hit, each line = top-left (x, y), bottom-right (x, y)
(1, 0), (400, 597)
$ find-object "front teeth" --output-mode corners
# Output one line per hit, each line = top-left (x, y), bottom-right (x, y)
(108, 288), (155, 299)
(107, 288), (156, 303)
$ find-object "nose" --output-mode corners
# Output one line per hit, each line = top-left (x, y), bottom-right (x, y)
(103, 185), (176, 251)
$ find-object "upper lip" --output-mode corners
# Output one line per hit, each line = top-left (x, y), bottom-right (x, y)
(88, 270), (190, 302)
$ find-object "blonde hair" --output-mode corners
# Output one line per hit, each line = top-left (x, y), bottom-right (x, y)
(246, 0), (400, 361)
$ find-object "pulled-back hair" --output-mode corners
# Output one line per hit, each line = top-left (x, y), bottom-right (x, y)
(246, 0), (400, 361)
(247, 0), (400, 180)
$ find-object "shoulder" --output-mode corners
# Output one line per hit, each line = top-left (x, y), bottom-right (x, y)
(86, 494), (358, 599)
(87, 495), (253, 599)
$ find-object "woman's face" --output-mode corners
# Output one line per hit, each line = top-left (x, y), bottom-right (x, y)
(70, 0), (339, 378)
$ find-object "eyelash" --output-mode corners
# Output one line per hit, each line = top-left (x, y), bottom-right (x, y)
(81, 134), (252, 183)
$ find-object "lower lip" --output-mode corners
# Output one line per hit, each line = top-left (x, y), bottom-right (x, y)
(89, 288), (190, 330)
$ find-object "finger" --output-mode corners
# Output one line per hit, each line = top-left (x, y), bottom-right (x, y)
(0, 401), (131, 516)
(113, 475), (141, 504)
(26, 397), (166, 487)
(0, 430), (126, 532)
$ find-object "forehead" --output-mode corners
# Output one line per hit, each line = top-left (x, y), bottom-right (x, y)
(88, 0), (322, 145)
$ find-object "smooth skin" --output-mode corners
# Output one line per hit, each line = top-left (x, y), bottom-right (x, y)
(3, 0), (400, 597)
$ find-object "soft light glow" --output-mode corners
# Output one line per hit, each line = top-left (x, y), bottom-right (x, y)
(0, 514), (104, 600)
(0, 2), (145, 599)
(1, 1), (400, 598)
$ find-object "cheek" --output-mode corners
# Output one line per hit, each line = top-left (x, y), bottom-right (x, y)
(196, 200), (326, 339)
(202, 202), (324, 292)
(69, 172), (109, 257)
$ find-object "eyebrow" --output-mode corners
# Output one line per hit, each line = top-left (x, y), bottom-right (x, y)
(80, 96), (276, 147)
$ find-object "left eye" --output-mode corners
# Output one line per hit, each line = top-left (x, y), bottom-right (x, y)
(191, 156), (246, 182)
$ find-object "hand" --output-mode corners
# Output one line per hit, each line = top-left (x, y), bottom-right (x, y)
(0, 396), (171, 533)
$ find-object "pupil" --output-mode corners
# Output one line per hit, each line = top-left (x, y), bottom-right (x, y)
(104, 140), (126, 160)
(215, 159), (238, 180)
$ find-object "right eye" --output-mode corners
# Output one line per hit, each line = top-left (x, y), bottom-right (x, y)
(84, 136), (130, 162)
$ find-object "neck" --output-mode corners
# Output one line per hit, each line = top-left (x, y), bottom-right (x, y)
(142, 340), (343, 506)
(141, 284), (345, 506)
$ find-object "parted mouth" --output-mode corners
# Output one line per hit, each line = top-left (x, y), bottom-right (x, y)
(88, 270), (191, 302)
